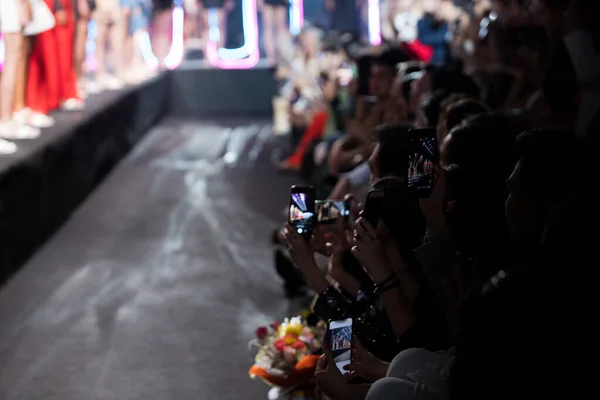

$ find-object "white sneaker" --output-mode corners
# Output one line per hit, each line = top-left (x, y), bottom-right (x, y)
(29, 112), (55, 128)
(86, 80), (102, 94)
(12, 108), (30, 125)
(62, 98), (85, 111)
(13, 108), (54, 128)
(99, 75), (125, 91)
(0, 120), (40, 140)
(0, 138), (17, 155)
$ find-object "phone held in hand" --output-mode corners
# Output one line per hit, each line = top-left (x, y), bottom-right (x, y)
(315, 199), (351, 224)
(328, 318), (353, 374)
(289, 185), (316, 241)
(363, 189), (385, 228)
(407, 128), (437, 198)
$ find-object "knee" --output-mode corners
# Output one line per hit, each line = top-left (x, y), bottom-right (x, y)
(366, 378), (418, 400)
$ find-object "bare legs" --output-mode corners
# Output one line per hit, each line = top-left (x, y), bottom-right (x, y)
(119, 8), (132, 79)
(74, 17), (89, 84)
(0, 33), (23, 122)
(13, 36), (32, 113)
(0, 32), (38, 144)
(95, 20), (108, 78)
(262, 6), (275, 64)
(263, 5), (290, 65)
(152, 10), (172, 70)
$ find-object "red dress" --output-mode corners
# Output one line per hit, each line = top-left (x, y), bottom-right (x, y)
(27, 0), (80, 114)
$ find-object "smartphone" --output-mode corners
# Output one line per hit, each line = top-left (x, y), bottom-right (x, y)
(316, 200), (351, 224)
(289, 186), (316, 241)
(407, 128), (437, 198)
(362, 190), (385, 228)
(328, 318), (353, 374)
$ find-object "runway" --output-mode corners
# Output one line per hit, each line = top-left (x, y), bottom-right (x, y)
(0, 118), (300, 400)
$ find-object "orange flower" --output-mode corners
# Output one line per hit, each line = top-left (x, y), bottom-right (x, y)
(283, 334), (298, 345)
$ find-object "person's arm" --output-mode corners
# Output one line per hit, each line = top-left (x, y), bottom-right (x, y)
(375, 275), (417, 340)
(328, 176), (351, 200)
(352, 221), (416, 340)
(417, 20), (449, 46)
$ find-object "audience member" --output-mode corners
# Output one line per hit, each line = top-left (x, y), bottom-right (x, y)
(266, 2), (600, 399)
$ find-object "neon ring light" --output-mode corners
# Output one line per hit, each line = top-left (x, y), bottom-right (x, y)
(0, 34), (4, 71)
(205, 0), (260, 69)
(288, 0), (304, 36)
(368, 0), (382, 46)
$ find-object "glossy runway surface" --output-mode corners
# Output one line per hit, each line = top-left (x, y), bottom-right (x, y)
(0, 118), (300, 400)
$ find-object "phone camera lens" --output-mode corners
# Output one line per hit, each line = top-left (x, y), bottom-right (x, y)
(297, 228), (303, 234)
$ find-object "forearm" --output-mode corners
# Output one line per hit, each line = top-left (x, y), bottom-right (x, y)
(297, 258), (330, 294)
(328, 176), (350, 200)
(330, 270), (361, 297)
(371, 263), (416, 339)
(379, 287), (417, 339)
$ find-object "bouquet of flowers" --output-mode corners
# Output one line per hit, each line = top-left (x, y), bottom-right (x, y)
(248, 316), (327, 389)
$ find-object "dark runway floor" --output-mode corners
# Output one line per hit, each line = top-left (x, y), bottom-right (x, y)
(0, 118), (301, 400)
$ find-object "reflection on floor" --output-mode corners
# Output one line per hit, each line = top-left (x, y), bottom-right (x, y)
(0, 118), (301, 400)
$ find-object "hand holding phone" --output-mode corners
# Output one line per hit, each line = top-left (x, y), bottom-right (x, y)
(407, 128), (437, 198)
(362, 190), (385, 228)
(343, 337), (389, 383)
(316, 200), (352, 225)
(289, 186), (316, 241)
(328, 318), (353, 374)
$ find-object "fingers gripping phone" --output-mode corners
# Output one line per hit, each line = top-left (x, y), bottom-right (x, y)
(363, 190), (385, 228)
(328, 318), (353, 374)
(289, 185), (316, 241)
(316, 199), (352, 224)
(407, 128), (437, 198)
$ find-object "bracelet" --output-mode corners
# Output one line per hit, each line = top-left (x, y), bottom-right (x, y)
(374, 278), (401, 296)
(374, 273), (396, 288)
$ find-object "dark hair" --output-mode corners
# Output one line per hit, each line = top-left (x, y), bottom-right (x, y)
(514, 129), (590, 202)
(421, 89), (452, 128)
(542, 40), (578, 117)
(356, 55), (375, 96)
(440, 93), (467, 113)
(444, 123), (517, 281)
(444, 99), (491, 132)
(374, 48), (410, 71)
(374, 123), (411, 177)
(431, 67), (481, 99)
(540, 0), (570, 10)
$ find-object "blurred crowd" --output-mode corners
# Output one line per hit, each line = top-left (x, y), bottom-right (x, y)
(269, 0), (599, 399)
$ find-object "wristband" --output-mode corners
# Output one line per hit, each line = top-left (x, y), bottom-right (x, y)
(374, 273), (396, 288)
(374, 278), (401, 296)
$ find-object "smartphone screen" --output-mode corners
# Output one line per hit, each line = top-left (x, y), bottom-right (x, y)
(316, 200), (351, 224)
(407, 129), (437, 197)
(289, 186), (316, 241)
(328, 318), (353, 373)
(363, 190), (384, 228)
